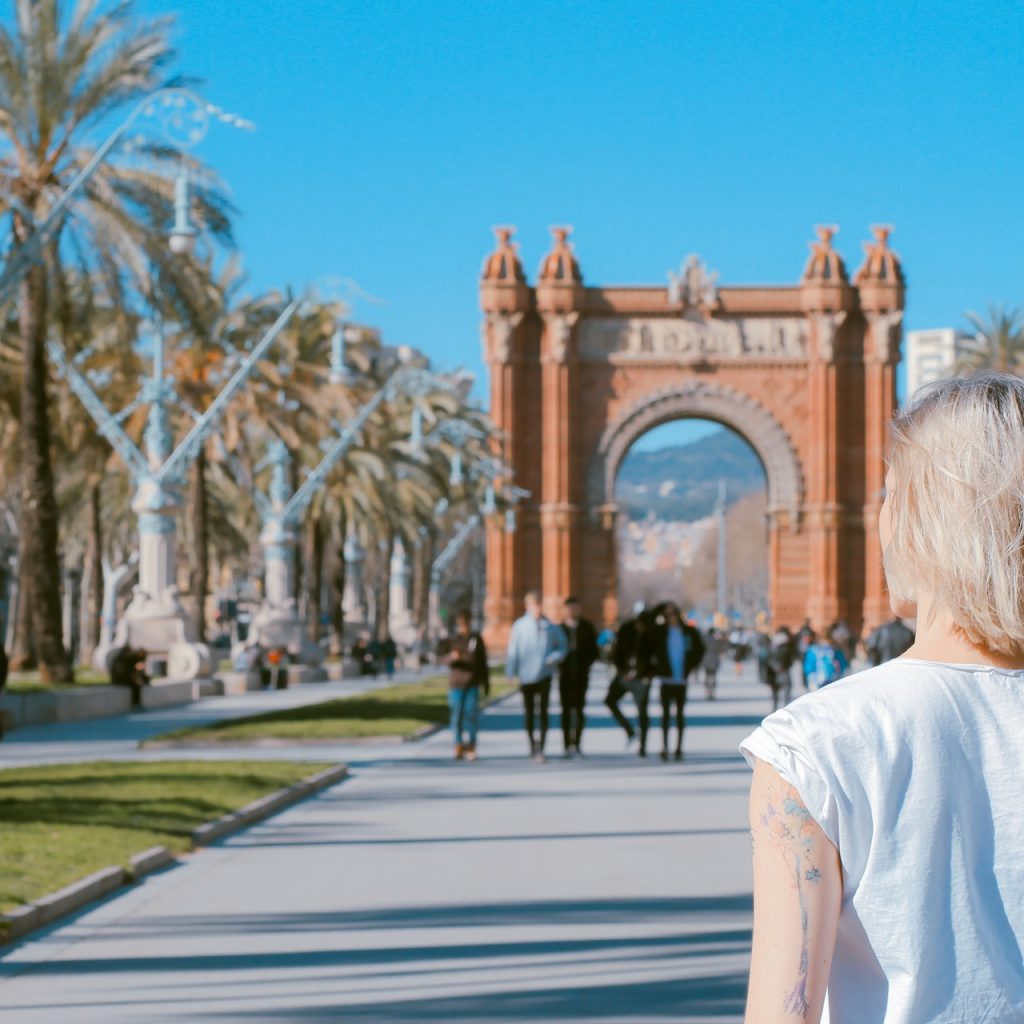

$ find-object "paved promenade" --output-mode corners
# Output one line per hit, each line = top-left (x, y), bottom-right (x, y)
(0, 666), (769, 1023)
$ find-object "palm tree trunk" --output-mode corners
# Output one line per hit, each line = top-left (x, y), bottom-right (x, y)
(290, 460), (303, 606)
(189, 447), (209, 642)
(85, 478), (103, 656)
(330, 509), (347, 654)
(16, 243), (72, 682)
(308, 514), (325, 641)
(377, 529), (394, 642)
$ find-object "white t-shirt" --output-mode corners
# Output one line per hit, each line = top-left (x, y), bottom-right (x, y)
(740, 659), (1024, 1023)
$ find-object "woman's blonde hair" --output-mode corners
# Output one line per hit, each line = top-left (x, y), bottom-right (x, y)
(886, 372), (1024, 655)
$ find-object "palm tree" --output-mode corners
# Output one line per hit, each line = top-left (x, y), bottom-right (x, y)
(0, 0), (232, 680)
(954, 305), (1024, 375)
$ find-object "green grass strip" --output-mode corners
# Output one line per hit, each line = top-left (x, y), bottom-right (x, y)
(0, 759), (330, 913)
(148, 674), (514, 744)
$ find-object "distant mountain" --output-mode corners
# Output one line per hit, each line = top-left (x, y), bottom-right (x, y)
(616, 429), (766, 522)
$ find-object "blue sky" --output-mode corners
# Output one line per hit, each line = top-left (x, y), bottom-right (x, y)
(117, 1), (1022, 447)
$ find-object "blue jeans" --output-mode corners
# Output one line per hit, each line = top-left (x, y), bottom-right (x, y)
(448, 686), (480, 745)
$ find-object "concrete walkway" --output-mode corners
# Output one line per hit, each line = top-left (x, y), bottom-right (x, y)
(0, 665), (771, 1023)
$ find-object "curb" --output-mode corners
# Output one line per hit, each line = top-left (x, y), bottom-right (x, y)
(0, 763), (348, 947)
(404, 688), (519, 743)
(142, 735), (402, 751)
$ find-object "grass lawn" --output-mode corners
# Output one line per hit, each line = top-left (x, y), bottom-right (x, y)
(5, 668), (112, 693)
(145, 673), (515, 745)
(0, 760), (330, 916)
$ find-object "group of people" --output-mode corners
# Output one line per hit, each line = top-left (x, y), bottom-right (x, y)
(350, 633), (399, 678)
(504, 594), (712, 763)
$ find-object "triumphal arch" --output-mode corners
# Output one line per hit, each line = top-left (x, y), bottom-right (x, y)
(480, 225), (904, 645)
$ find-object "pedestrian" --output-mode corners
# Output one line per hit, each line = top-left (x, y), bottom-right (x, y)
(795, 618), (815, 690)
(380, 634), (398, 678)
(367, 637), (382, 678)
(557, 596), (599, 757)
(759, 624), (796, 710)
(351, 635), (372, 676)
(701, 627), (725, 699)
(110, 645), (148, 707)
(267, 646), (289, 690)
(650, 603), (704, 761)
(506, 590), (567, 762)
(605, 601), (654, 755)
(742, 373), (1024, 1021)
(803, 631), (848, 690)
(865, 616), (915, 666)
(437, 609), (490, 760)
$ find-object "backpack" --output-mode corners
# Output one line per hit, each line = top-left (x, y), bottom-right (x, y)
(808, 644), (842, 689)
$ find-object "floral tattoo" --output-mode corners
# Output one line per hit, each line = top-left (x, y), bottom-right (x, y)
(757, 777), (824, 1017)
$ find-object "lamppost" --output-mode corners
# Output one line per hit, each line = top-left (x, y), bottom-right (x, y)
(248, 359), (448, 668)
(53, 297), (306, 678)
(0, 87), (250, 303)
(427, 465), (529, 646)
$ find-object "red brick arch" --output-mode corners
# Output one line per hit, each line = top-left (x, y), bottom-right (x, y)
(480, 227), (904, 647)
(589, 380), (804, 520)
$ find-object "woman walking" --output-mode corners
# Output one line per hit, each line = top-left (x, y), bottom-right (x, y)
(650, 603), (704, 761)
(742, 374), (1024, 1022)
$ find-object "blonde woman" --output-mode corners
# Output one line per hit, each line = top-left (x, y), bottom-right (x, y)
(741, 374), (1024, 1023)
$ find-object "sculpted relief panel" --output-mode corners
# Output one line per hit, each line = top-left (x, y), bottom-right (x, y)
(579, 316), (808, 362)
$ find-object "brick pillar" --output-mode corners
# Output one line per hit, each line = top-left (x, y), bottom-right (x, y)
(803, 311), (847, 630)
(861, 310), (902, 632)
(538, 311), (579, 619)
(479, 225), (532, 650)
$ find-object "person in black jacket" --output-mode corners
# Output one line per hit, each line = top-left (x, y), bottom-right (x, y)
(865, 617), (915, 666)
(649, 603), (705, 761)
(557, 596), (599, 757)
(605, 603), (655, 755)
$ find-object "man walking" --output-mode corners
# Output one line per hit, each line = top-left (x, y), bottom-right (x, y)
(605, 602), (654, 756)
(557, 596), (598, 757)
(649, 603), (705, 761)
(506, 591), (567, 762)
(865, 616), (915, 666)
(437, 609), (490, 761)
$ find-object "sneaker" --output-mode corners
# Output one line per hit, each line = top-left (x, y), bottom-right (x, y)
(638, 747), (647, 758)
(659, 750), (669, 762)
(674, 750), (684, 762)
(625, 732), (638, 750)
(573, 744), (584, 757)
(465, 743), (478, 762)
(454, 744), (465, 760)
(531, 752), (547, 764)
(563, 748), (575, 760)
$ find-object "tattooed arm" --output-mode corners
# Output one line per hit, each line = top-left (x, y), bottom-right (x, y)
(745, 759), (842, 1024)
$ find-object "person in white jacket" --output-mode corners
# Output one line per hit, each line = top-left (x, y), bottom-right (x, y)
(506, 590), (567, 762)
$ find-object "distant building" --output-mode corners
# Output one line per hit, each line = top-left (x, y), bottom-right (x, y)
(905, 328), (971, 399)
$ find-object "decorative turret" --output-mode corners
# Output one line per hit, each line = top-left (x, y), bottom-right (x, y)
(854, 225), (905, 313)
(536, 226), (584, 316)
(480, 225), (531, 315)
(481, 226), (526, 284)
(799, 224), (855, 317)
(802, 225), (848, 284)
(538, 226), (582, 284)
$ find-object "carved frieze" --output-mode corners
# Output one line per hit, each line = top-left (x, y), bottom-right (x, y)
(480, 311), (524, 364)
(813, 312), (848, 362)
(542, 312), (580, 363)
(578, 316), (808, 362)
(864, 311), (903, 365)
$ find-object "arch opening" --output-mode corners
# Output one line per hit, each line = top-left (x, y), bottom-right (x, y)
(614, 418), (769, 624)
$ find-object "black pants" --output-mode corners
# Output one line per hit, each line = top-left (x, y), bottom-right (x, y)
(605, 673), (651, 750)
(521, 677), (552, 753)
(660, 681), (688, 754)
(559, 674), (589, 751)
